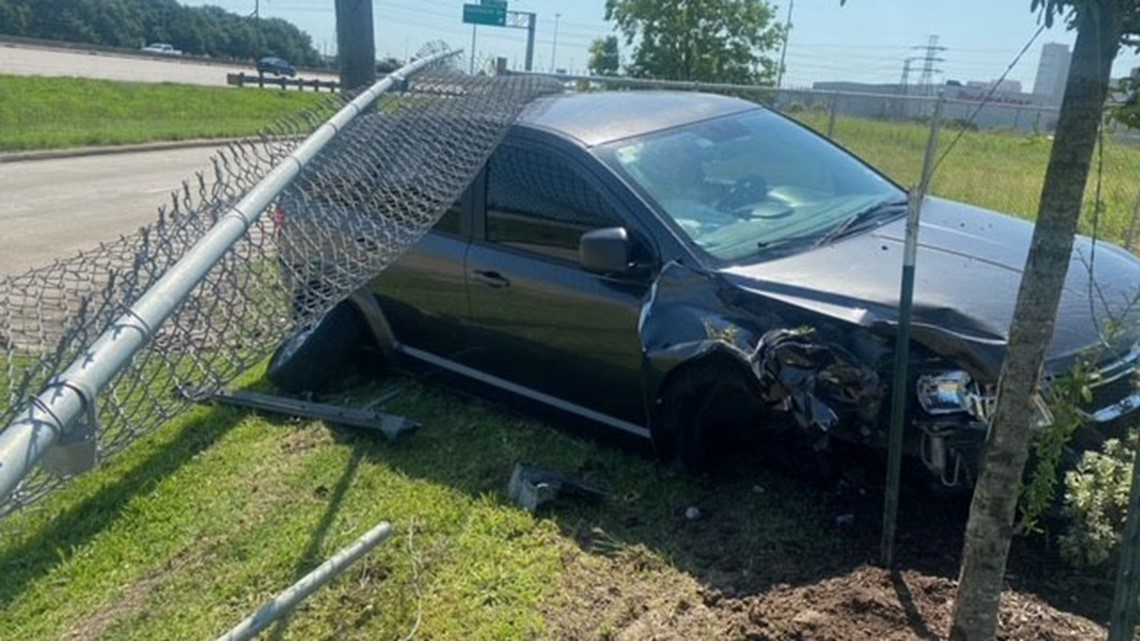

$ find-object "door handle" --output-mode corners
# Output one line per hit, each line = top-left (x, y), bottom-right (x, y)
(473, 270), (511, 288)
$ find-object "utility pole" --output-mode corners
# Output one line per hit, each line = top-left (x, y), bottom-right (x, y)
(248, 0), (261, 55)
(505, 11), (536, 72)
(551, 13), (561, 72)
(335, 0), (376, 93)
(912, 34), (947, 96)
(776, 0), (794, 88)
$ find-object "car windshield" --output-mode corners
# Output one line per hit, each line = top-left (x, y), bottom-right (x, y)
(603, 109), (904, 263)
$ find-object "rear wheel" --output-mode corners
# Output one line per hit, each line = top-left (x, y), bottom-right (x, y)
(267, 302), (365, 394)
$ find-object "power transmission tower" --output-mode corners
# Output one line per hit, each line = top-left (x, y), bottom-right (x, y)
(912, 35), (947, 95)
(899, 58), (914, 95)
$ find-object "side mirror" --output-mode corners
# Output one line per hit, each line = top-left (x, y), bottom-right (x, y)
(579, 227), (631, 275)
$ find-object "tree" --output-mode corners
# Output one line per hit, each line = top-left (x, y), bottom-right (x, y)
(588, 36), (621, 76)
(603, 0), (785, 84)
(949, 2), (1139, 640)
(0, 0), (321, 65)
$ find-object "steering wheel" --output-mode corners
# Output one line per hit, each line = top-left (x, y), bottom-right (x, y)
(720, 174), (770, 215)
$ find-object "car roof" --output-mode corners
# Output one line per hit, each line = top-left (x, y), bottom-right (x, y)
(515, 91), (759, 147)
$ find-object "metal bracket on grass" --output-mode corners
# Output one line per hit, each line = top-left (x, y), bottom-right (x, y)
(196, 388), (418, 440)
(507, 462), (607, 513)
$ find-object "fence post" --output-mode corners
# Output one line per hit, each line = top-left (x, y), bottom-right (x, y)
(882, 93), (945, 568)
(1124, 186), (1140, 251)
(827, 93), (839, 139)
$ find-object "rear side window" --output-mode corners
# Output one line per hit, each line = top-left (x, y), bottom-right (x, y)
(485, 145), (621, 262)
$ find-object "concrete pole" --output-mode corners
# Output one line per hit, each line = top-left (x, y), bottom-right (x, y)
(335, 0), (376, 92)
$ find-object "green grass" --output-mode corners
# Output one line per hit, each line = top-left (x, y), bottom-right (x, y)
(794, 111), (1140, 246)
(0, 365), (850, 640)
(0, 75), (330, 151)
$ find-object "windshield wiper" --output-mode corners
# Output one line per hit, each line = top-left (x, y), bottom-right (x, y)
(812, 198), (908, 248)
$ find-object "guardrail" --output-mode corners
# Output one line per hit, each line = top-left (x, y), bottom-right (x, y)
(227, 72), (340, 92)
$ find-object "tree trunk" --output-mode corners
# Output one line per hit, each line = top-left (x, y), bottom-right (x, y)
(949, 6), (1122, 641)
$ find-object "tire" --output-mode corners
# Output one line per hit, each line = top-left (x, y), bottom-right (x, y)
(654, 359), (769, 474)
(267, 302), (365, 394)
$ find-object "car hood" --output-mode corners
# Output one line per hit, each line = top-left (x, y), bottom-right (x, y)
(721, 197), (1140, 375)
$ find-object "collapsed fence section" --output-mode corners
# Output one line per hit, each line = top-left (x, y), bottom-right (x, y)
(0, 45), (562, 518)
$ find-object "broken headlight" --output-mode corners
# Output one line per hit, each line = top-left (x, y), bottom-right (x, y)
(916, 371), (988, 418)
(916, 370), (1053, 427)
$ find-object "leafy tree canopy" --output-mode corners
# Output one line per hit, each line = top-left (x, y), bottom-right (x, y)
(587, 36), (620, 76)
(603, 0), (785, 84)
(0, 0), (321, 66)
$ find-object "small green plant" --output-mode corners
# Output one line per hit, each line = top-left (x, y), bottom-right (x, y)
(1017, 355), (1099, 534)
(1059, 437), (1137, 568)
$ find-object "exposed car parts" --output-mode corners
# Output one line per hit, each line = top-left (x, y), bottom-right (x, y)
(507, 462), (608, 513)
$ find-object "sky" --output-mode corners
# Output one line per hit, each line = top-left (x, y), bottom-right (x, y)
(183, 0), (1140, 92)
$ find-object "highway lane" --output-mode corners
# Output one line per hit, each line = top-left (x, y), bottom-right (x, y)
(0, 42), (337, 87)
(0, 147), (228, 276)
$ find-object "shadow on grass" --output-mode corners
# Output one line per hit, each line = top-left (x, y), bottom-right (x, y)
(0, 405), (247, 608)
(267, 446), (364, 641)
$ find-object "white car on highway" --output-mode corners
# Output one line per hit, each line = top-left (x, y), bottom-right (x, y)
(141, 43), (182, 56)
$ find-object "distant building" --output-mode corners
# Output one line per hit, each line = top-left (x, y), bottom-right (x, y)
(1034, 43), (1071, 105)
(966, 79), (1022, 94)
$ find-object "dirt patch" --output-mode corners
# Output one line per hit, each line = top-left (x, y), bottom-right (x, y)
(546, 554), (1104, 641)
(541, 446), (1112, 641)
(744, 566), (1103, 641)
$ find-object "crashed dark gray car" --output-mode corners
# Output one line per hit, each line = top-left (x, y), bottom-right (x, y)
(273, 91), (1140, 488)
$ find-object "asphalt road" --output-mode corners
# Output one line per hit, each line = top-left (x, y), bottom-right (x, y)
(0, 42), (337, 87)
(0, 147), (225, 276)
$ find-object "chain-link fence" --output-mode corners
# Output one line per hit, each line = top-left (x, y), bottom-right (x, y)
(0, 44), (562, 518)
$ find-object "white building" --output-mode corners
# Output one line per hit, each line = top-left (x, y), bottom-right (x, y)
(1034, 43), (1072, 105)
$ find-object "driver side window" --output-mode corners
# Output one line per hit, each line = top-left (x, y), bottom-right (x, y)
(485, 145), (623, 263)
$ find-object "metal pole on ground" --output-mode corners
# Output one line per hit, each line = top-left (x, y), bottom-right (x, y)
(881, 93), (945, 568)
(1109, 438), (1140, 640)
(215, 521), (395, 641)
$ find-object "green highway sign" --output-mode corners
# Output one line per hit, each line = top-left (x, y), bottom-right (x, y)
(463, 3), (506, 26)
(480, 0), (507, 7)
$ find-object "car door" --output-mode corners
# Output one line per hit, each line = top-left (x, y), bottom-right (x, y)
(369, 189), (472, 357)
(464, 140), (654, 429)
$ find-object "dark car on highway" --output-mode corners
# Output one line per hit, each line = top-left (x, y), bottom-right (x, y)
(257, 56), (296, 77)
(272, 91), (1140, 489)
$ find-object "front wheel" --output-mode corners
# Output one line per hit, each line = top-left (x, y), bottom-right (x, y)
(267, 302), (365, 394)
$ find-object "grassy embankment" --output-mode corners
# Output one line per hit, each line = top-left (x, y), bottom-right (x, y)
(0, 75), (329, 151)
(796, 111), (1140, 245)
